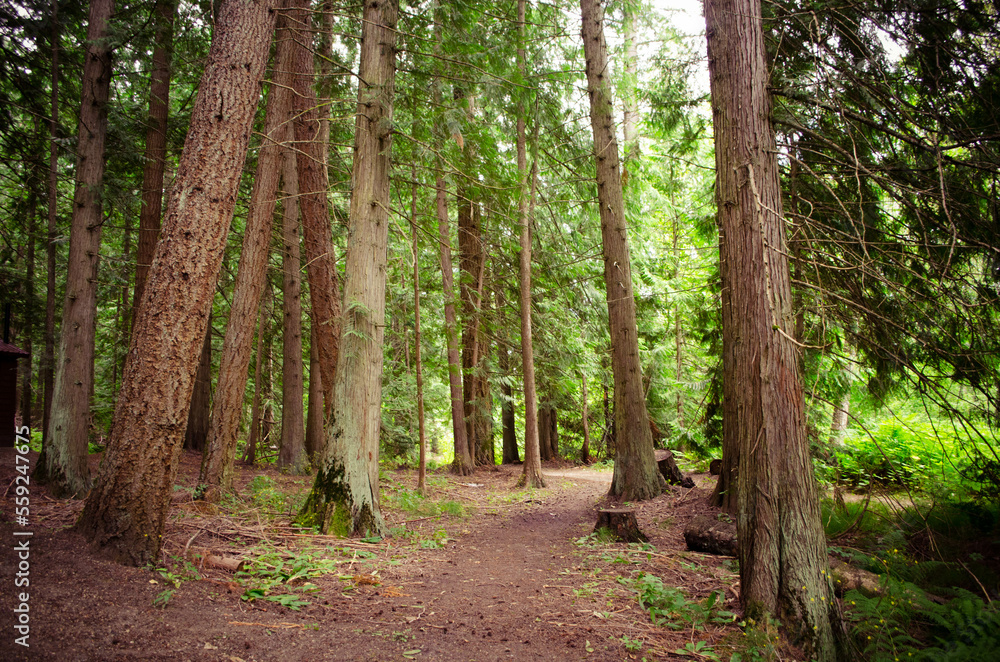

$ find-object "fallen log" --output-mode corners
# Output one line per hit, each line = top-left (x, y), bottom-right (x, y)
(683, 514), (737, 556)
(682, 517), (885, 598)
(595, 508), (648, 543)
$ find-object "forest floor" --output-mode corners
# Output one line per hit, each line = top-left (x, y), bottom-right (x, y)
(0, 448), (756, 661)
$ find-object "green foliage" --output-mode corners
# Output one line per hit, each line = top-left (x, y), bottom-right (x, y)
(382, 486), (465, 519)
(151, 558), (200, 609)
(834, 415), (957, 489)
(236, 547), (340, 611)
(844, 579), (1000, 662)
(245, 475), (306, 516)
(634, 572), (735, 630)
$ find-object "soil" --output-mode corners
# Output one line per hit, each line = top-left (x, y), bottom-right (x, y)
(0, 448), (748, 661)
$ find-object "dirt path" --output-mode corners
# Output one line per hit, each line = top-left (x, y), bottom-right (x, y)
(1, 453), (737, 661)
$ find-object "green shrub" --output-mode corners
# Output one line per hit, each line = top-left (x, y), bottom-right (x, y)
(836, 415), (955, 489)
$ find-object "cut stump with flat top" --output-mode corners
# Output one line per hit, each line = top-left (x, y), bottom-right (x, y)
(654, 449), (695, 488)
(595, 508), (648, 543)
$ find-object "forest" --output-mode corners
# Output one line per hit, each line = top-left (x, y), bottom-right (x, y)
(0, 0), (998, 659)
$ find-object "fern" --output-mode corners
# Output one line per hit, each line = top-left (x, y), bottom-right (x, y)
(845, 579), (1000, 661)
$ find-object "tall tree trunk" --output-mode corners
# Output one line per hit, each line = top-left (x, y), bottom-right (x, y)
(300, 0), (398, 536)
(580, 0), (662, 501)
(18, 166), (39, 430)
(548, 406), (560, 459)
(38, 0), (60, 480)
(538, 404), (551, 461)
(621, 2), (639, 168)
(44, 0), (115, 498)
(672, 212), (684, 428)
(305, 324), (324, 460)
(132, 0), (176, 323)
(184, 318), (212, 451)
(497, 283), (519, 465)
(710, 224), (737, 512)
(76, 0), (277, 565)
(277, 134), (307, 474)
(412, 180), (427, 493)
(244, 308), (267, 466)
(580, 372), (591, 463)
(289, 0), (341, 419)
(704, 0), (841, 655)
(515, 0), (543, 488)
(199, 8), (294, 501)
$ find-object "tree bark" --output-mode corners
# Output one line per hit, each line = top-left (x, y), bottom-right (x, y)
(44, 0), (115, 498)
(411, 180), (427, 493)
(76, 0), (277, 565)
(277, 133), (307, 474)
(183, 318), (212, 451)
(497, 284), (520, 465)
(704, 0), (841, 655)
(538, 404), (551, 461)
(38, 0), (60, 480)
(199, 7), (293, 501)
(289, 0), (341, 419)
(581, 372), (591, 463)
(580, 0), (662, 501)
(305, 324), (324, 460)
(244, 308), (267, 466)
(515, 0), (543, 488)
(299, 0), (398, 537)
(132, 0), (176, 324)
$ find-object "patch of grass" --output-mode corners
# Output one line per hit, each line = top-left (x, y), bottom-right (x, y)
(243, 475), (307, 516)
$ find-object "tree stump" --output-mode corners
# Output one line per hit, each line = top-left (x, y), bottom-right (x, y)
(683, 514), (737, 556)
(655, 449), (695, 488)
(595, 509), (648, 543)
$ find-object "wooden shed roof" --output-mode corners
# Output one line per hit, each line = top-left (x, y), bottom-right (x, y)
(0, 340), (29, 358)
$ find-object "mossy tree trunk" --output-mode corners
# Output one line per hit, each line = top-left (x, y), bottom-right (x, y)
(76, 0), (277, 565)
(704, 0), (842, 656)
(299, 0), (398, 537)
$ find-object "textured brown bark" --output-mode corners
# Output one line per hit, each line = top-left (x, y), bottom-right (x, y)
(300, 0), (398, 536)
(457, 141), (491, 466)
(515, 0), (543, 488)
(18, 173), (39, 430)
(199, 9), (293, 501)
(538, 404), (551, 461)
(580, 0), (662, 501)
(183, 319), (212, 451)
(44, 0), (114, 498)
(497, 284), (519, 465)
(132, 0), (176, 322)
(594, 509), (647, 543)
(244, 309), (267, 466)
(684, 514), (737, 556)
(411, 180), (427, 493)
(305, 324), (324, 460)
(277, 135), (307, 474)
(580, 373), (591, 463)
(289, 0), (341, 418)
(705, 0), (840, 655)
(38, 0), (60, 476)
(76, 0), (277, 565)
